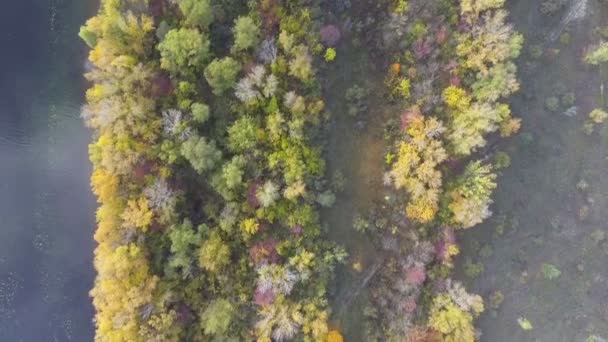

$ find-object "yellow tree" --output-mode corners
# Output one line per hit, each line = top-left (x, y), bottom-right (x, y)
(390, 115), (447, 223)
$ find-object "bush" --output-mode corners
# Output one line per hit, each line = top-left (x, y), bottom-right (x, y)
(589, 108), (608, 123)
(493, 151), (511, 169)
(545, 96), (559, 112)
(584, 42), (608, 65)
(560, 92), (575, 107)
(324, 48), (336, 62)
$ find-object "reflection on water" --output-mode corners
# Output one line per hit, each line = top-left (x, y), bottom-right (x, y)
(0, 0), (96, 340)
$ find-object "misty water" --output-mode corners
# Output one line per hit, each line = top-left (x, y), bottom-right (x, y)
(1, 0), (607, 341)
(0, 0), (95, 340)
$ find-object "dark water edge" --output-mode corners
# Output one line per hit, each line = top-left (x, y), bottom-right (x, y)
(0, 0), (97, 340)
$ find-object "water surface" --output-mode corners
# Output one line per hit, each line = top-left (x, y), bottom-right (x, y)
(0, 0), (96, 340)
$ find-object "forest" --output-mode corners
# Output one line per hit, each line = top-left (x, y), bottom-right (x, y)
(79, 0), (521, 340)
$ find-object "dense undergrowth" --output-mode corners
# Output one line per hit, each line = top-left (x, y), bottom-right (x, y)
(80, 0), (521, 341)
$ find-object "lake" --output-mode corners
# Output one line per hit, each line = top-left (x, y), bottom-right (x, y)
(0, 0), (96, 340)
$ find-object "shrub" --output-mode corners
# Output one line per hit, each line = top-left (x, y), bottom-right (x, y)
(560, 92), (575, 107)
(585, 42), (608, 65)
(493, 151), (511, 169)
(589, 108), (608, 123)
(320, 25), (341, 46)
(545, 96), (559, 112)
(324, 48), (336, 62)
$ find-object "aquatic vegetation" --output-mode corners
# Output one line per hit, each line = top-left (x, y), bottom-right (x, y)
(541, 263), (561, 280)
(464, 258), (484, 278)
(561, 91), (576, 107)
(540, 0), (568, 16)
(324, 48), (336, 62)
(494, 151), (511, 169)
(345, 85), (369, 117)
(545, 96), (560, 112)
(517, 317), (533, 331)
(489, 290), (504, 309)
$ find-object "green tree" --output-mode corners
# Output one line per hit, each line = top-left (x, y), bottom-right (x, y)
(181, 135), (222, 173)
(191, 102), (210, 123)
(198, 232), (230, 273)
(232, 16), (260, 52)
(227, 116), (258, 152)
(168, 219), (202, 276)
(79, 25), (97, 48)
(288, 45), (313, 82)
(201, 299), (235, 336)
(448, 161), (497, 229)
(471, 62), (519, 102)
(204, 57), (241, 95)
(457, 10), (523, 74)
(177, 0), (213, 28)
(157, 28), (210, 75)
(221, 155), (246, 189)
(447, 102), (510, 156)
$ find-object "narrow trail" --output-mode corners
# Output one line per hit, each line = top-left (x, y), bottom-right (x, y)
(335, 254), (386, 316)
(548, 0), (588, 42)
